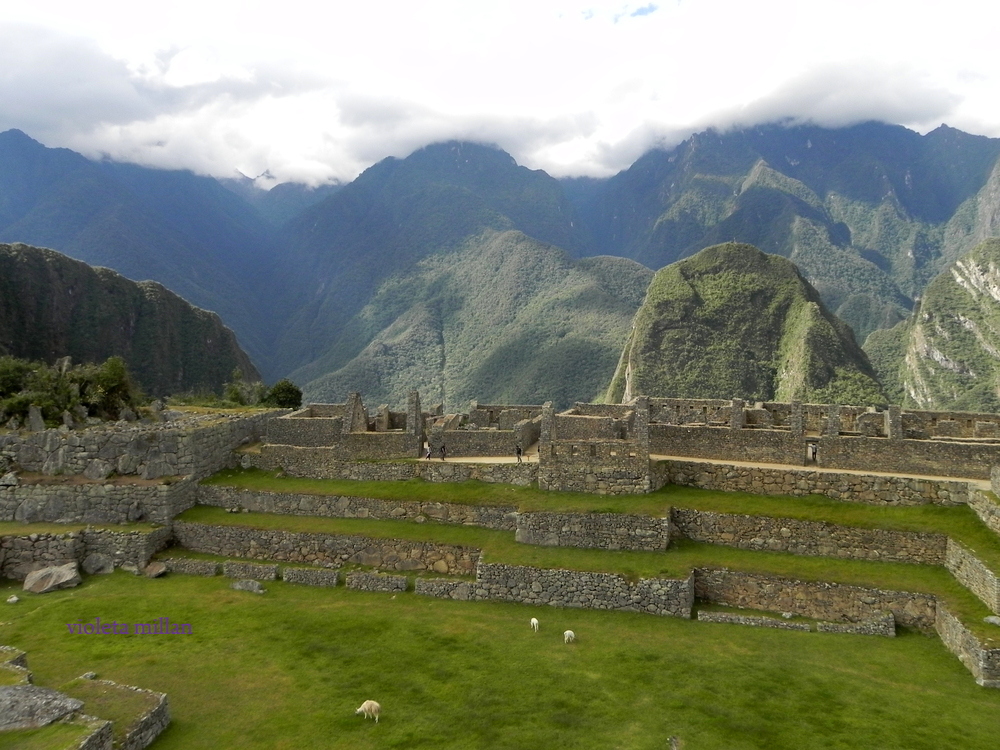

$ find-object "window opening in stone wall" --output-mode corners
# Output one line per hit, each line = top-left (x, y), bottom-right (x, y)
(590, 445), (597, 457)
(571, 445), (578, 456)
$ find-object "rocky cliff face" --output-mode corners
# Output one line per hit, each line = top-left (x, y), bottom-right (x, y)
(606, 243), (885, 405)
(865, 239), (1000, 411)
(0, 243), (259, 396)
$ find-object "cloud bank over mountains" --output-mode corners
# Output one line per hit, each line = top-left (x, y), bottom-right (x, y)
(3, 0), (999, 185)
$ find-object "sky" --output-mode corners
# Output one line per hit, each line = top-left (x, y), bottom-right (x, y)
(2, 0), (998, 187)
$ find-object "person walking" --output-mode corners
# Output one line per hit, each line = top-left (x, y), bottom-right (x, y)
(515, 444), (523, 464)
(440, 444), (447, 461)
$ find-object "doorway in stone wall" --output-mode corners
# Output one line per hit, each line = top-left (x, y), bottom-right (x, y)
(806, 442), (818, 464)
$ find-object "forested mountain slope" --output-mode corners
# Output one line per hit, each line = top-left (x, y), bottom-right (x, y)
(300, 229), (652, 410)
(0, 243), (258, 396)
(606, 243), (885, 405)
(567, 123), (1000, 344)
(275, 141), (592, 380)
(865, 239), (1000, 411)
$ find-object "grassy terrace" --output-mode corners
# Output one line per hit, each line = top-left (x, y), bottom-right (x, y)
(175, 505), (997, 641)
(61, 677), (161, 746)
(2, 572), (1000, 749)
(204, 469), (1000, 570)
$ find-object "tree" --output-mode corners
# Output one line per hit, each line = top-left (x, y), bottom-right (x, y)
(264, 379), (302, 408)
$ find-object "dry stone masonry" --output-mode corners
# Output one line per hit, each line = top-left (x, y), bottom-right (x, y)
(173, 521), (479, 575)
(515, 511), (671, 551)
(671, 508), (948, 564)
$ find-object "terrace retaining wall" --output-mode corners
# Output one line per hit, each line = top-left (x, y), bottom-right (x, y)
(944, 540), (1000, 614)
(671, 508), (948, 564)
(471, 561), (693, 617)
(0, 478), (197, 525)
(693, 568), (937, 629)
(654, 459), (969, 506)
(0, 527), (171, 580)
(172, 521), (478, 576)
(254, 446), (537, 486)
(969, 489), (1000, 536)
(935, 606), (1000, 687)
(197, 485), (517, 530)
(514, 511), (671, 551)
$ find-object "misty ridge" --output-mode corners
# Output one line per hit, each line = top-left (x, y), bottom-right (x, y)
(4, 120), (1000, 412)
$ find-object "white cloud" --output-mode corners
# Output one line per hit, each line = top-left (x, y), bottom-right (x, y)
(2, 1), (999, 183)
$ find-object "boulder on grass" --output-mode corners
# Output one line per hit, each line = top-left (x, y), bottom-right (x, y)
(82, 553), (114, 575)
(144, 561), (167, 578)
(231, 579), (265, 594)
(23, 562), (81, 594)
(0, 685), (83, 730)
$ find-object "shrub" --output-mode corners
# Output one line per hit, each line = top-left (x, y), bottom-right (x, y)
(263, 379), (302, 408)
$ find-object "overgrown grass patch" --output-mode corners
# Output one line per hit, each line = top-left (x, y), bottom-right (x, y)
(1, 572), (998, 749)
(0, 721), (97, 750)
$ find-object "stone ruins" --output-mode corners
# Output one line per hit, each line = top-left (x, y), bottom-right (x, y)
(1, 392), (999, 699)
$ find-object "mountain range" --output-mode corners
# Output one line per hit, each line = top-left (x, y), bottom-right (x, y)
(3, 122), (1000, 410)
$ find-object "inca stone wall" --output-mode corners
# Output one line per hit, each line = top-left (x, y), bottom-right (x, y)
(514, 511), (670, 551)
(935, 606), (1000, 687)
(162, 558), (219, 576)
(414, 578), (473, 600)
(0, 411), (276, 481)
(346, 571), (408, 592)
(172, 521), (478, 575)
(105, 682), (170, 750)
(0, 532), (80, 579)
(945, 540), (1000, 614)
(83, 527), (172, 570)
(282, 567), (340, 587)
(537, 445), (650, 495)
(77, 719), (114, 750)
(0, 527), (171, 579)
(671, 508), (948, 564)
(693, 568), (937, 629)
(267, 410), (343, 447)
(197, 485), (518, 530)
(655, 459), (969, 506)
(696, 611), (811, 631)
(254, 446), (537, 485)
(650, 424), (801, 465)
(816, 612), (897, 637)
(1, 478), (197, 525)
(222, 561), (278, 580)
(471, 561), (693, 617)
(428, 418), (541, 458)
(970, 489), (1000, 537)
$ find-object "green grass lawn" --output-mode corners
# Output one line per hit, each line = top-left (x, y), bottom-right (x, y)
(1, 572), (999, 749)
(0, 722), (97, 750)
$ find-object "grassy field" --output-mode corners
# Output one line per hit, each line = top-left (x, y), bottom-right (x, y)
(1, 572), (999, 749)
